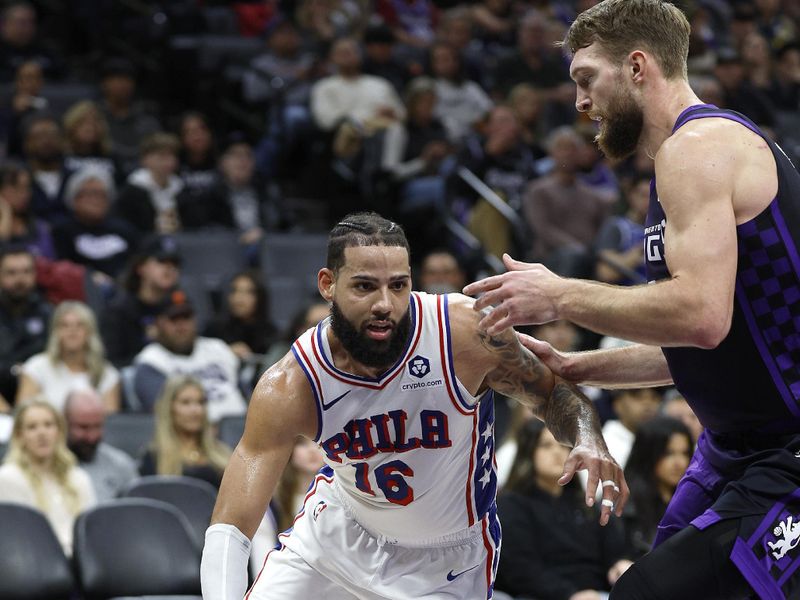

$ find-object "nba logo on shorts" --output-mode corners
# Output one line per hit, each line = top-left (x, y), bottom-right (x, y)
(408, 355), (430, 378)
(313, 501), (327, 522)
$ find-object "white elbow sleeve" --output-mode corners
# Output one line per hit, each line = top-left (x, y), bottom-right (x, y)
(201, 523), (252, 600)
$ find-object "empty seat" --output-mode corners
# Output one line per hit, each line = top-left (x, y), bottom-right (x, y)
(179, 275), (215, 329)
(261, 232), (328, 293)
(123, 476), (217, 549)
(266, 276), (308, 333)
(197, 35), (263, 72)
(0, 503), (75, 600)
(217, 414), (246, 449)
(203, 6), (238, 34)
(41, 83), (98, 116)
(73, 498), (201, 600)
(173, 230), (245, 289)
(103, 412), (154, 459)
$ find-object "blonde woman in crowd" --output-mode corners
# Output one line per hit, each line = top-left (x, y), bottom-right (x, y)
(62, 100), (117, 180)
(0, 398), (95, 556)
(249, 436), (325, 578)
(17, 301), (120, 412)
(139, 375), (231, 489)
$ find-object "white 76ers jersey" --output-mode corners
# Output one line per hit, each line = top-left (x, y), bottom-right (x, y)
(291, 292), (497, 544)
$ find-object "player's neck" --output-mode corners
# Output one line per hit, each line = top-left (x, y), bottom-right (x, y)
(641, 80), (703, 158)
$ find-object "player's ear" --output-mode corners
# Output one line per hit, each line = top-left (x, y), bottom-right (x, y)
(629, 50), (646, 83)
(318, 268), (335, 301)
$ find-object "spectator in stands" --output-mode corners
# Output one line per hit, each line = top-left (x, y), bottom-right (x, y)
(660, 389), (703, 447)
(0, 161), (55, 258)
(17, 300), (120, 412)
(98, 58), (161, 175)
(0, 246), (51, 411)
(740, 31), (773, 92)
(603, 388), (662, 470)
(770, 43), (800, 111)
(250, 436), (325, 577)
(380, 76), (451, 239)
(712, 47), (775, 131)
(0, 2), (61, 82)
(471, 0), (516, 50)
(623, 417), (693, 558)
(0, 397), (95, 556)
(115, 132), (186, 234)
(429, 41), (492, 144)
(495, 419), (631, 599)
(178, 111), (219, 211)
(216, 136), (280, 243)
(1, 60), (48, 158)
(139, 374), (231, 488)
(436, 6), (487, 87)
(375, 0), (438, 51)
(522, 126), (615, 277)
(310, 37), (405, 134)
(417, 247), (465, 294)
(508, 82), (547, 159)
(594, 172), (649, 286)
(451, 104), (537, 259)
(204, 270), (278, 362)
(64, 388), (137, 502)
(243, 17), (316, 107)
(754, 0), (796, 49)
(100, 235), (181, 367)
(361, 24), (411, 94)
(490, 11), (571, 97)
(23, 112), (72, 222)
(295, 0), (367, 45)
(62, 100), (118, 183)
(132, 290), (247, 423)
(51, 165), (137, 277)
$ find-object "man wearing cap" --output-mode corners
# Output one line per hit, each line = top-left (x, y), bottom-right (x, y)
(132, 289), (246, 422)
(99, 235), (181, 367)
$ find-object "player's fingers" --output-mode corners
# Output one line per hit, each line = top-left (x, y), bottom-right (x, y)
(471, 289), (502, 312)
(559, 454), (579, 488)
(477, 305), (510, 334)
(582, 461), (600, 508)
(463, 275), (503, 297)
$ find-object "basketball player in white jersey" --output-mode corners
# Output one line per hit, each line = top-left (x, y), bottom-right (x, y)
(201, 212), (627, 600)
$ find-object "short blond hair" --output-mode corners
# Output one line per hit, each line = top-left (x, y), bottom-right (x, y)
(563, 0), (690, 80)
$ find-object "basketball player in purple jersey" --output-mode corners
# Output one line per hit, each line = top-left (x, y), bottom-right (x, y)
(201, 212), (624, 600)
(465, 1), (800, 598)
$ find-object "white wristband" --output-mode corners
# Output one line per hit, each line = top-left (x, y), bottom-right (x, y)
(201, 523), (252, 600)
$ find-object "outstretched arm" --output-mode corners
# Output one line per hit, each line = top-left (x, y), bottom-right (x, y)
(518, 334), (673, 389)
(201, 353), (318, 600)
(464, 126), (739, 348)
(450, 296), (627, 524)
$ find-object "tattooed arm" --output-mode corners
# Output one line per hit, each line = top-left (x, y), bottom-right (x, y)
(448, 294), (628, 523)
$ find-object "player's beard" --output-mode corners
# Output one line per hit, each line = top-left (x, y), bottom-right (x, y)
(330, 301), (411, 370)
(596, 86), (644, 161)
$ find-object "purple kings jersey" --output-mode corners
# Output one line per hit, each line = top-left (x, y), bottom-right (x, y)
(645, 105), (800, 434)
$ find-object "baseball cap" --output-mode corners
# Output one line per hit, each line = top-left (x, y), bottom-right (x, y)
(157, 289), (195, 319)
(139, 235), (182, 264)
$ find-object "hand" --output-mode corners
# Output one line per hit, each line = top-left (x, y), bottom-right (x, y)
(559, 436), (628, 526)
(376, 106), (398, 120)
(422, 140), (449, 161)
(569, 590), (603, 600)
(230, 342), (253, 360)
(463, 254), (562, 334)
(516, 332), (574, 379)
(239, 227), (264, 245)
(607, 559), (633, 585)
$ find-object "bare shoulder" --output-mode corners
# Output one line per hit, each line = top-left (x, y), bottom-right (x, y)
(658, 117), (767, 176)
(244, 350), (318, 447)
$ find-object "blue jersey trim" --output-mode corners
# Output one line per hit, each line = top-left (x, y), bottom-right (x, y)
(291, 345), (324, 442)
